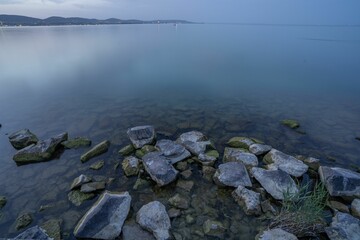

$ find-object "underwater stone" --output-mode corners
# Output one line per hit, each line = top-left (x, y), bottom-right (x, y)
(70, 174), (92, 190)
(15, 213), (33, 230)
(90, 160), (105, 170)
(80, 140), (110, 163)
(14, 226), (51, 240)
(74, 191), (131, 240)
(203, 219), (225, 238)
(80, 182), (106, 193)
(227, 137), (254, 149)
(168, 194), (190, 209)
(213, 162), (252, 188)
(40, 219), (62, 240)
(68, 190), (95, 206)
(61, 137), (91, 149)
(127, 125), (156, 149)
(9, 129), (38, 150)
(122, 156), (140, 176)
(281, 119), (300, 129)
(119, 144), (135, 156)
(232, 186), (261, 215)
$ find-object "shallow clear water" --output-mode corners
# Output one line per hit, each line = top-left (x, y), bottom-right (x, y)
(0, 24), (360, 239)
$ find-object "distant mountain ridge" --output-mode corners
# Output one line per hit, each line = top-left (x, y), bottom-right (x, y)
(0, 14), (192, 26)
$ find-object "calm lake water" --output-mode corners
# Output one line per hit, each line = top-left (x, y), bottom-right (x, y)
(0, 24), (360, 239)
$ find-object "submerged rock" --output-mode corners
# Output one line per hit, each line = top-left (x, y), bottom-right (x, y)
(74, 191), (131, 240)
(9, 129), (38, 150)
(176, 180), (194, 192)
(168, 194), (190, 209)
(223, 147), (258, 168)
(213, 162), (252, 188)
(80, 140), (110, 163)
(142, 152), (179, 186)
(249, 144), (272, 156)
(203, 219), (225, 238)
(0, 196), (6, 209)
(61, 137), (91, 149)
(227, 137), (254, 149)
(15, 213), (32, 230)
(119, 144), (136, 156)
(14, 226), (51, 240)
(40, 219), (62, 240)
(127, 125), (156, 149)
(257, 228), (298, 240)
(122, 221), (155, 240)
(122, 156), (140, 176)
(136, 201), (171, 240)
(263, 149), (308, 177)
(202, 166), (216, 181)
(80, 182), (106, 193)
(70, 174), (92, 190)
(232, 186), (261, 215)
(197, 153), (217, 166)
(13, 132), (68, 164)
(251, 167), (298, 200)
(90, 160), (105, 170)
(281, 119), (300, 129)
(156, 139), (191, 164)
(351, 199), (360, 218)
(68, 190), (95, 206)
(325, 212), (360, 240)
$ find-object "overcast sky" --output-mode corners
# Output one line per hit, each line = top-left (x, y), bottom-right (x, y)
(1, 0), (360, 24)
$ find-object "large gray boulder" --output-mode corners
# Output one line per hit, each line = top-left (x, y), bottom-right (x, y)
(127, 125), (155, 149)
(142, 152), (179, 186)
(223, 147), (258, 168)
(177, 131), (215, 157)
(156, 139), (191, 164)
(257, 228), (298, 240)
(136, 201), (171, 240)
(74, 191), (131, 239)
(213, 162), (252, 188)
(232, 186), (261, 215)
(251, 167), (298, 200)
(14, 226), (51, 240)
(80, 140), (110, 163)
(13, 132), (68, 164)
(263, 149), (308, 177)
(9, 129), (38, 150)
(325, 212), (360, 240)
(319, 166), (360, 198)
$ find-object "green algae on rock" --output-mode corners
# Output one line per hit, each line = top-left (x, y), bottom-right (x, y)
(90, 160), (105, 170)
(15, 213), (33, 230)
(0, 196), (6, 209)
(80, 140), (110, 163)
(61, 137), (91, 149)
(227, 137), (254, 149)
(40, 219), (62, 240)
(281, 119), (300, 129)
(118, 144), (135, 156)
(9, 129), (39, 150)
(68, 190), (95, 206)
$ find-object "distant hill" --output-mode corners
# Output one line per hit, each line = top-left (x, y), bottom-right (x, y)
(0, 14), (193, 26)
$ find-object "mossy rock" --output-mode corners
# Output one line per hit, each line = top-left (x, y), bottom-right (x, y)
(41, 219), (62, 240)
(90, 160), (104, 170)
(281, 119), (300, 129)
(15, 213), (32, 230)
(118, 144), (135, 156)
(227, 137), (254, 149)
(0, 196), (6, 209)
(61, 137), (91, 149)
(67, 190), (95, 206)
(205, 150), (220, 159)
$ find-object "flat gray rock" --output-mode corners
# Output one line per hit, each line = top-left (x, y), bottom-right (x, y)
(325, 212), (360, 240)
(80, 182), (106, 193)
(74, 191), (131, 240)
(223, 147), (258, 168)
(319, 166), (360, 198)
(232, 186), (261, 215)
(156, 139), (191, 164)
(251, 167), (298, 200)
(258, 228), (298, 240)
(61, 137), (91, 149)
(177, 131), (214, 156)
(198, 153), (217, 166)
(263, 149), (308, 177)
(13, 132), (68, 164)
(142, 152), (179, 186)
(136, 201), (171, 240)
(249, 143), (272, 155)
(227, 136), (254, 149)
(70, 174), (92, 190)
(80, 140), (110, 163)
(122, 221), (155, 240)
(213, 162), (252, 188)
(14, 226), (51, 240)
(9, 129), (38, 150)
(351, 199), (360, 218)
(127, 125), (155, 149)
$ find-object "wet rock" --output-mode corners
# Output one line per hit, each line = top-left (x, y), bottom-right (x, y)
(133, 177), (151, 190)
(328, 201), (349, 213)
(68, 190), (95, 206)
(177, 131), (215, 157)
(70, 174), (92, 190)
(61, 137), (91, 149)
(263, 149), (308, 177)
(122, 221), (155, 240)
(319, 166), (360, 198)
(119, 144), (135, 156)
(168, 208), (181, 218)
(0, 196), (6, 209)
(14, 226), (51, 240)
(249, 144), (272, 156)
(142, 152), (179, 186)
(227, 137), (254, 149)
(325, 212), (360, 240)
(9, 129), (38, 150)
(156, 139), (191, 164)
(203, 219), (225, 238)
(206, 150), (220, 159)
(197, 153), (217, 166)
(302, 157), (320, 170)
(177, 131), (207, 143)
(80, 140), (110, 163)
(251, 167), (298, 200)
(232, 186), (261, 215)
(281, 119), (300, 129)
(15, 213), (32, 230)
(74, 191), (131, 239)
(40, 219), (62, 240)
(127, 125), (156, 149)
(13, 132), (68, 164)
(202, 166), (216, 181)
(351, 199), (360, 218)
(257, 228), (298, 240)
(176, 180), (194, 192)
(90, 160), (105, 170)
(80, 182), (106, 193)
(223, 147), (258, 168)
(186, 215), (195, 224)
(169, 194), (190, 209)
(213, 162), (252, 188)
(261, 200), (277, 215)
(136, 201), (171, 240)
(180, 169), (192, 179)
(175, 161), (188, 171)
(122, 156), (140, 176)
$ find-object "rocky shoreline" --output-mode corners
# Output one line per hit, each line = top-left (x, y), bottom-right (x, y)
(2, 125), (360, 239)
